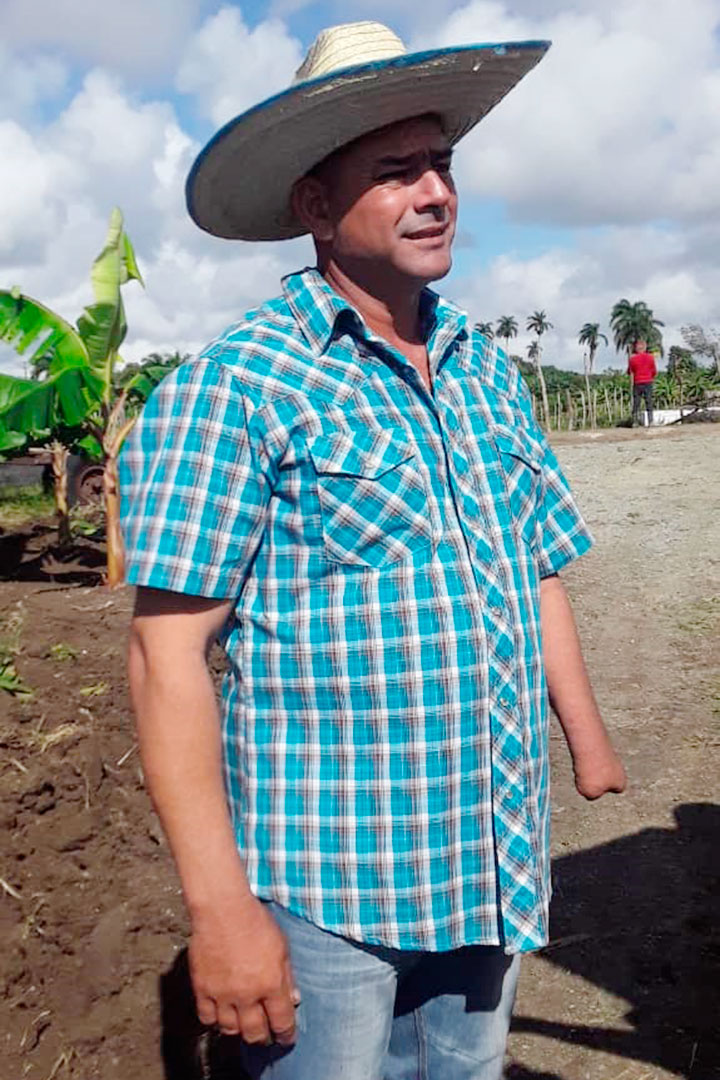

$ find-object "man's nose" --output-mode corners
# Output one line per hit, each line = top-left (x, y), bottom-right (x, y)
(415, 167), (453, 207)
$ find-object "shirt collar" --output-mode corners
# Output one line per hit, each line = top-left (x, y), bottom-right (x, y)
(282, 267), (468, 360)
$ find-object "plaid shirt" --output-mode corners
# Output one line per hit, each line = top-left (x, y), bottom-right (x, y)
(120, 268), (591, 953)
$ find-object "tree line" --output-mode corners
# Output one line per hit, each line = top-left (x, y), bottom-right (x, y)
(476, 300), (720, 430)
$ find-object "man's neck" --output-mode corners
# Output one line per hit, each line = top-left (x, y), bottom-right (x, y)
(321, 260), (426, 348)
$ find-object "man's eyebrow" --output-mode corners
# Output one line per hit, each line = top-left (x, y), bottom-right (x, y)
(375, 148), (453, 166)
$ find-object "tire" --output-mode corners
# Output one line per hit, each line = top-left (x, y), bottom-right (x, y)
(68, 460), (104, 507)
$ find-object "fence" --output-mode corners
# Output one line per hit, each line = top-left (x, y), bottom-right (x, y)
(531, 385), (633, 431)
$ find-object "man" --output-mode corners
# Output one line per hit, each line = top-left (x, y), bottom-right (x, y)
(628, 338), (657, 426)
(121, 21), (626, 1080)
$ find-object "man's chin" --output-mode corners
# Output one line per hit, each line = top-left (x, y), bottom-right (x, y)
(407, 253), (453, 285)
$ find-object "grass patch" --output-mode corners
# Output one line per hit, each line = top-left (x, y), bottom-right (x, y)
(0, 603), (32, 698)
(0, 484), (55, 528)
(49, 643), (78, 662)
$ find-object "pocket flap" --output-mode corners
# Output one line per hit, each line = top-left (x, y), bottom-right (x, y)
(309, 429), (414, 479)
(490, 423), (543, 473)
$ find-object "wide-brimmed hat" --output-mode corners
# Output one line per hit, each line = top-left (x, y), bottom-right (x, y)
(186, 21), (549, 242)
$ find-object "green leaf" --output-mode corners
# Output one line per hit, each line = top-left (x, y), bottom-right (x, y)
(76, 208), (143, 389)
(74, 433), (103, 459)
(0, 367), (103, 447)
(0, 429), (29, 455)
(122, 363), (171, 397)
(0, 291), (89, 371)
(0, 659), (32, 698)
(122, 231), (144, 287)
(77, 300), (125, 369)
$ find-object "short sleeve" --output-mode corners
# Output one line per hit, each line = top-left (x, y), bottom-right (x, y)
(119, 360), (270, 598)
(514, 379), (594, 578)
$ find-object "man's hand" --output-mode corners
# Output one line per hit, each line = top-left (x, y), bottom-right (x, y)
(190, 894), (300, 1046)
(572, 739), (627, 801)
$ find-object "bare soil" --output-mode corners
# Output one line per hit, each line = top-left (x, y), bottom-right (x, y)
(1, 424), (718, 1080)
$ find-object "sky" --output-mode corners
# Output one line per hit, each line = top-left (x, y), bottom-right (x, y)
(1, 0), (720, 375)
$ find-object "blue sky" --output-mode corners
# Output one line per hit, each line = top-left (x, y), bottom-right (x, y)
(1, 0), (720, 375)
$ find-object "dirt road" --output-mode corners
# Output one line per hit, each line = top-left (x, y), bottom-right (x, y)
(1, 424), (718, 1080)
(509, 425), (720, 1080)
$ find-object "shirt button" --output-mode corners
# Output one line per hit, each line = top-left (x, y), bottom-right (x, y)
(499, 693), (515, 709)
(490, 606), (504, 619)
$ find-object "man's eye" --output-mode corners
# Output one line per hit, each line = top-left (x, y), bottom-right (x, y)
(378, 170), (407, 181)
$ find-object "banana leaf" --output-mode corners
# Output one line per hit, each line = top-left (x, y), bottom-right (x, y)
(0, 366), (104, 453)
(0, 290), (89, 372)
(76, 208), (144, 395)
(121, 363), (173, 399)
(0, 429), (29, 455)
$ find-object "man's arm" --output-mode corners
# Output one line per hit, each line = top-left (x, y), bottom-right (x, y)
(128, 587), (299, 1045)
(539, 574), (626, 800)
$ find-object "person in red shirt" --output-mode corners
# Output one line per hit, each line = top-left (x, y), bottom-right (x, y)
(628, 338), (657, 426)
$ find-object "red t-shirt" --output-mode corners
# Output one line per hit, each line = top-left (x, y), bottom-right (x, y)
(628, 352), (657, 384)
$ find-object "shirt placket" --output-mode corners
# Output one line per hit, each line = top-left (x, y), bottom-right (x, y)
(434, 365), (539, 948)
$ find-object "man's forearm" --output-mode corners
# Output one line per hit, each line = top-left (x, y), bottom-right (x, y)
(127, 594), (299, 1045)
(539, 574), (626, 798)
(128, 630), (251, 915)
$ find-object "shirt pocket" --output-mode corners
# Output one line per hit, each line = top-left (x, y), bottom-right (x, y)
(490, 423), (543, 550)
(309, 428), (435, 569)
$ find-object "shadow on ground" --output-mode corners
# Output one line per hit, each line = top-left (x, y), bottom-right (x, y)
(159, 803), (720, 1079)
(510, 802), (720, 1079)
(0, 524), (105, 584)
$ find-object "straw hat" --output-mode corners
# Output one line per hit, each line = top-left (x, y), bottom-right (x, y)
(186, 21), (549, 242)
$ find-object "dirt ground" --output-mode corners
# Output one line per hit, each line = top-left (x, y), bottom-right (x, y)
(0, 424), (718, 1080)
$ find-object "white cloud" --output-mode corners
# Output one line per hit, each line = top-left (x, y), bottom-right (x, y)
(176, 6), (303, 126)
(0, 12), (311, 377)
(121, 234), (312, 364)
(423, 0), (720, 227)
(0, 45), (68, 123)
(453, 221), (720, 369)
(1, 0), (214, 83)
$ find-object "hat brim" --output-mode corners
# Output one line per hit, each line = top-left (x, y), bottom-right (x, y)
(186, 40), (550, 242)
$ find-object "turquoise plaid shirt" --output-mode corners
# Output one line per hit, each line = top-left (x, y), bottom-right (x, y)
(120, 268), (592, 953)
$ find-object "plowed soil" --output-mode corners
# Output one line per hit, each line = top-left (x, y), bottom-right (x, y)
(1, 424), (718, 1080)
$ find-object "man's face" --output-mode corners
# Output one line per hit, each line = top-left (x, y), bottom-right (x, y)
(311, 115), (457, 288)
(636, 339), (647, 352)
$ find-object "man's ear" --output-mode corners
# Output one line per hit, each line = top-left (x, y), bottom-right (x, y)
(290, 176), (335, 242)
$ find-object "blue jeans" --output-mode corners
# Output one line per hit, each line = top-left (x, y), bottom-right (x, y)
(239, 902), (520, 1080)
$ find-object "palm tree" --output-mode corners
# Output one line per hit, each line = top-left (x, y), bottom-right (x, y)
(526, 311), (553, 429)
(578, 323), (609, 428)
(577, 323), (608, 376)
(475, 322), (495, 339)
(610, 299), (664, 356)
(496, 316), (518, 354)
(526, 310), (553, 339)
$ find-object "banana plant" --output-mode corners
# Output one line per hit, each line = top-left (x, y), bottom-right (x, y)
(0, 208), (146, 587)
